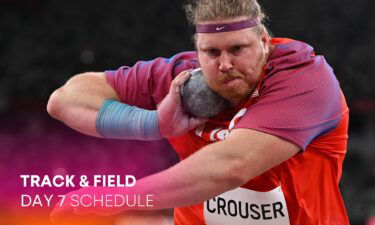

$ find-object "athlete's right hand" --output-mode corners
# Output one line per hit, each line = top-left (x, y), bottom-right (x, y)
(157, 70), (208, 138)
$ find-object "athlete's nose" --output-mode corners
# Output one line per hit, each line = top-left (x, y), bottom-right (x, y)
(218, 52), (234, 73)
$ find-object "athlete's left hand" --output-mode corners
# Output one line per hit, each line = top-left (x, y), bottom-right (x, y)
(50, 186), (125, 222)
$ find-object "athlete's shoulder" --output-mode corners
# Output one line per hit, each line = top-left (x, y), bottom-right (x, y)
(267, 38), (316, 71)
(162, 51), (198, 67)
(172, 51), (198, 60)
(160, 51), (199, 76)
(136, 51), (197, 66)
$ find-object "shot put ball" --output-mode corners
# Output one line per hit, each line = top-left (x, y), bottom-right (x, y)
(181, 68), (230, 118)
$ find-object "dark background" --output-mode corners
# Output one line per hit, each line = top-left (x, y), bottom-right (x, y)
(0, 0), (374, 224)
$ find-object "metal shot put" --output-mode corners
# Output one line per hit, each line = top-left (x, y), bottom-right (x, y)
(181, 68), (230, 118)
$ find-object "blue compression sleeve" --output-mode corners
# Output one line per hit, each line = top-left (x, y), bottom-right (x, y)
(96, 99), (162, 140)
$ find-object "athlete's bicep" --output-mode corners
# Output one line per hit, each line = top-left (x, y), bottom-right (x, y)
(105, 52), (198, 109)
(222, 128), (300, 182)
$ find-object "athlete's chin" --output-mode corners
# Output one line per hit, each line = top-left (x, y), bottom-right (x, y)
(218, 83), (251, 104)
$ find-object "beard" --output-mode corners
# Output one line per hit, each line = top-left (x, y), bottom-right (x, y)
(207, 55), (267, 105)
(215, 70), (253, 102)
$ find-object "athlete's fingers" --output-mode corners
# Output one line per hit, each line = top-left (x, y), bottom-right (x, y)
(170, 70), (191, 95)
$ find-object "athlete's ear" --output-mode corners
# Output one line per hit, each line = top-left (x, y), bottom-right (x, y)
(260, 30), (270, 55)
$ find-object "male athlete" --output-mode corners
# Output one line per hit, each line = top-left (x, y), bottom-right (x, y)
(48, 0), (350, 224)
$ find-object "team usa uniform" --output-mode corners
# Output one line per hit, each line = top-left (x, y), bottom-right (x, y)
(105, 38), (350, 225)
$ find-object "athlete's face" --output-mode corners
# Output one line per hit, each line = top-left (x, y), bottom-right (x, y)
(196, 17), (271, 105)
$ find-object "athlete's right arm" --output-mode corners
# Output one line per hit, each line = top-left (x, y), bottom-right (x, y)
(47, 72), (119, 137)
(47, 70), (206, 140)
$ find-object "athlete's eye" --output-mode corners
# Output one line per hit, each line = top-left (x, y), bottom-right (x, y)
(206, 48), (220, 57)
(230, 45), (242, 54)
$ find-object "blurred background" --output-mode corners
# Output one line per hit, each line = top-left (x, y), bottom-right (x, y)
(0, 0), (374, 224)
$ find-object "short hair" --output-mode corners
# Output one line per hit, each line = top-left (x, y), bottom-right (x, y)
(184, 0), (269, 36)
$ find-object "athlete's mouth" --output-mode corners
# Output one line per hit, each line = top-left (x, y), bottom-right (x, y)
(222, 77), (241, 85)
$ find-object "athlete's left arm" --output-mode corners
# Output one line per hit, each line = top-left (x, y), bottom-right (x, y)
(51, 128), (299, 219)
(135, 128), (300, 209)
